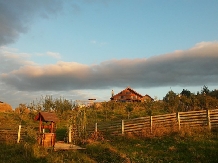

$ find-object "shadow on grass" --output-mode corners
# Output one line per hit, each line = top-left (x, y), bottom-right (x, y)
(0, 143), (47, 163)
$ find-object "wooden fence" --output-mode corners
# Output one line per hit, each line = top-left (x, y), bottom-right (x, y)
(86, 109), (218, 136)
(0, 125), (26, 143)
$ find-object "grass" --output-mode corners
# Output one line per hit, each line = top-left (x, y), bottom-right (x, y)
(1, 108), (218, 162)
(0, 131), (218, 163)
(82, 131), (218, 163)
(114, 134), (218, 162)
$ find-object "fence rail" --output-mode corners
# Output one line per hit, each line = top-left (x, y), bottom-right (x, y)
(0, 125), (26, 143)
(87, 109), (218, 136)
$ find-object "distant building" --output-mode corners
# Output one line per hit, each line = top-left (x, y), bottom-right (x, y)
(110, 87), (153, 102)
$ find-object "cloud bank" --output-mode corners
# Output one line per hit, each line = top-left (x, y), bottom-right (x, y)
(1, 42), (218, 92)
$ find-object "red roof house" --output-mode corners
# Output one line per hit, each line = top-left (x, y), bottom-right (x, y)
(110, 87), (153, 102)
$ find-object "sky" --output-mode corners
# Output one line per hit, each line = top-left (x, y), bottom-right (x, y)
(1, 0), (218, 109)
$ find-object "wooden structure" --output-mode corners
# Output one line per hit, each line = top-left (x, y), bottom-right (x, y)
(87, 109), (218, 136)
(34, 112), (59, 147)
(110, 87), (153, 102)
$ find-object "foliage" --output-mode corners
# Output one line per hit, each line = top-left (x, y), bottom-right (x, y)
(125, 103), (134, 119)
(201, 85), (210, 95)
(161, 86), (218, 112)
(27, 95), (74, 119)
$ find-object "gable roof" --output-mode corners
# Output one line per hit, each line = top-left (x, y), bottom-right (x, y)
(143, 94), (154, 101)
(34, 112), (59, 122)
(111, 87), (143, 99)
(125, 87), (143, 97)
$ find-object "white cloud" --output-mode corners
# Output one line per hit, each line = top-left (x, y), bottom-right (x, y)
(1, 41), (218, 108)
(46, 51), (62, 59)
(1, 41), (218, 91)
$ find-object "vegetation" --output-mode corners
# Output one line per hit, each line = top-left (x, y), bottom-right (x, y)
(1, 85), (218, 162)
(0, 131), (218, 163)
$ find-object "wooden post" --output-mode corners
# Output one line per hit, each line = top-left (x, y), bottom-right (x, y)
(121, 120), (124, 135)
(177, 112), (181, 131)
(95, 123), (98, 132)
(207, 110), (211, 131)
(69, 125), (72, 143)
(17, 125), (21, 143)
(39, 116), (42, 133)
(51, 122), (54, 133)
(150, 116), (152, 133)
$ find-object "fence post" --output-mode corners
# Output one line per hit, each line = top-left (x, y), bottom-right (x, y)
(95, 123), (98, 132)
(177, 112), (181, 131)
(207, 110), (211, 131)
(121, 120), (124, 135)
(17, 125), (21, 143)
(68, 125), (72, 143)
(150, 116), (152, 133)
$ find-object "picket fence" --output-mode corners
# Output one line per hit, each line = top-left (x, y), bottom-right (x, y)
(86, 109), (218, 136)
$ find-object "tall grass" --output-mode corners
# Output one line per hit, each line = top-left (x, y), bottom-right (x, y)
(1, 103), (218, 162)
(1, 125), (218, 162)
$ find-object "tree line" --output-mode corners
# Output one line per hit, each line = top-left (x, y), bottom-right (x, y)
(14, 85), (218, 123)
(163, 85), (218, 113)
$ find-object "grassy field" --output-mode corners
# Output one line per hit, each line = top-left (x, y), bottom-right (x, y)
(1, 105), (218, 163)
(0, 130), (218, 163)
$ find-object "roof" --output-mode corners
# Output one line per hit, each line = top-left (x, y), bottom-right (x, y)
(143, 94), (154, 101)
(126, 87), (143, 97)
(34, 112), (59, 122)
(111, 87), (143, 99)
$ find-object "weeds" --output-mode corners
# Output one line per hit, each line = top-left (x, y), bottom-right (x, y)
(1, 107), (218, 162)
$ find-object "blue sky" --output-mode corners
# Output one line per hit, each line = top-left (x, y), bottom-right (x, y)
(1, 0), (218, 108)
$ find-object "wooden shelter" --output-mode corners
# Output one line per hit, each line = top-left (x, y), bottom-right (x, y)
(35, 112), (59, 147)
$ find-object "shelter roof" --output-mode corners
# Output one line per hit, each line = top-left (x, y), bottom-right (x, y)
(34, 112), (59, 122)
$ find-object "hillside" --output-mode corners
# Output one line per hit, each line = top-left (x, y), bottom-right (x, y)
(0, 107), (218, 162)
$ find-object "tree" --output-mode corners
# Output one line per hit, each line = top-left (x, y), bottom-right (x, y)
(43, 95), (55, 112)
(209, 89), (218, 99)
(163, 90), (180, 113)
(181, 89), (191, 98)
(15, 103), (29, 124)
(201, 85), (210, 95)
(125, 103), (134, 119)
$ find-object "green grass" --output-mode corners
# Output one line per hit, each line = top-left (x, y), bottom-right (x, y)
(107, 134), (218, 162)
(81, 132), (218, 163)
(1, 132), (218, 163)
(1, 106), (218, 162)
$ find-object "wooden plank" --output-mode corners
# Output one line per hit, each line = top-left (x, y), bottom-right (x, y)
(179, 110), (206, 115)
(180, 119), (207, 123)
(153, 113), (176, 119)
(124, 121), (150, 127)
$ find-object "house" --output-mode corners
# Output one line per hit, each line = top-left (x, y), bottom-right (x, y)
(110, 87), (153, 102)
